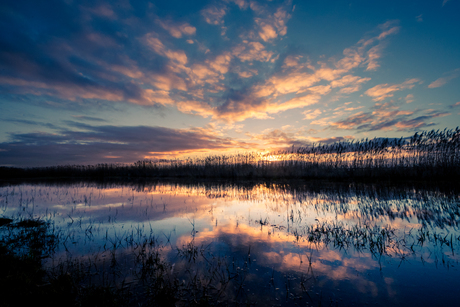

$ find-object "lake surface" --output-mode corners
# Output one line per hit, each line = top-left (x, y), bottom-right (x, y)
(1, 180), (459, 306)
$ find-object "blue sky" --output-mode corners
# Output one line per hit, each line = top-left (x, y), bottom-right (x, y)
(1, 0), (459, 166)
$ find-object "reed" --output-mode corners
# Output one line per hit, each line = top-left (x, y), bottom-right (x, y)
(1, 127), (459, 181)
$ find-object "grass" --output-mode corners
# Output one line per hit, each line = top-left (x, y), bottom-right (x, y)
(0, 217), (12, 227)
(1, 127), (460, 181)
(0, 217), (126, 307)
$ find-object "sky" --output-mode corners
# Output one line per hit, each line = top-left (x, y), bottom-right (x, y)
(1, 0), (459, 167)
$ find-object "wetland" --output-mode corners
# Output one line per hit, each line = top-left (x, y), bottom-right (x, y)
(1, 179), (460, 306)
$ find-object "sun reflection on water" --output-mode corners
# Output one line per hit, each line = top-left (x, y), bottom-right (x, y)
(1, 181), (459, 305)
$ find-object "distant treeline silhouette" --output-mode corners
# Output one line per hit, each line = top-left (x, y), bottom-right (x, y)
(1, 128), (460, 181)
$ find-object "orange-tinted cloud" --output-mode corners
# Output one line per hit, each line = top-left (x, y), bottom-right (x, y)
(232, 41), (274, 62)
(428, 68), (460, 88)
(0, 10), (403, 126)
(201, 5), (226, 25)
(365, 79), (419, 101)
(358, 20), (400, 71)
(157, 20), (196, 38)
(253, 5), (291, 42)
(143, 34), (188, 65)
(248, 20), (397, 121)
(249, 127), (310, 148)
(303, 109), (322, 120)
(404, 94), (414, 103)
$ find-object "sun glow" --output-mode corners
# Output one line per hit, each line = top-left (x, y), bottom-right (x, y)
(259, 151), (284, 162)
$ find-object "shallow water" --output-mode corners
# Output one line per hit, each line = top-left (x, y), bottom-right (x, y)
(1, 181), (459, 306)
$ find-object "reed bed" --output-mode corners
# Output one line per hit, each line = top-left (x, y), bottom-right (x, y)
(1, 128), (460, 181)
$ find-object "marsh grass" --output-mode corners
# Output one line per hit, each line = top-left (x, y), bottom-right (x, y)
(0, 217), (12, 227)
(1, 128), (459, 181)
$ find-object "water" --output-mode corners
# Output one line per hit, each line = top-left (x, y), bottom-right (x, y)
(1, 180), (459, 306)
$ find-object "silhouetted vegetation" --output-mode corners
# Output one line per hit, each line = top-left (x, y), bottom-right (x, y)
(1, 128), (459, 181)
(0, 217), (127, 307)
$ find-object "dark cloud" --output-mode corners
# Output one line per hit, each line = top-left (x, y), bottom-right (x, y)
(327, 101), (451, 132)
(71, 115), (108, 122)
(0, 123), (252, 167)
(329, 108), (450, 132)
(0, 0), (295, 121)
(331, 112), (374, 130)
(0, 0), (164, 104)
(2, 118), (60, 130)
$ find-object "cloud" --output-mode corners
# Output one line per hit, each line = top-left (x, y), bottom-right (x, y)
(366, 44), (385, 71)
(232, 66), (258, 78)
(71, 115), (108, 122)
(186, 51), (233, 91)
(82, 4), (117, 19)
(308, 136), (354, 145)
(254, 6), (291, 42)
(108, 62), (144, 79)
(0, 3), (184, 107)
(428, 68), (460, 88)
(249, 128), (310, 148)
(346, 20), (400, 72)
(377, 21), (400, 40)
(0, 75), (150, 104)
(257, 23), (278, 41)
(331, 75), (370, 88)
(225, 0), (248, 9)
(190, 21), (400, 122)
(365, 79), (419, 101)
(0, 123), (254, 167)
(157, 20), (196, 38)
(188, 92), (320, 123)
(331, 75), (371, 94)
(283, 56), (300, 68)
(328, 102), (449, 132)
(404, 94), (414, 103)
(201, 5), (227, 25)
(249, 126), (355, 148)
(143, 34), (188, 65)
(232, 41), (273, 62)
(207, 52), (232, 74)
(442, 0), (451, 6)
(174, 100), (215, 118)
(268, 93), (323, 113)
(0, 4), (403, 125)
(0, 31), (154, 103)
(329, 112), (375, 130)
(361, 21), (400, 71)
(1, 119), (60, 130)
(303, 109), (322, 120)
(416, 14), (423, 22)
(393, 111), (450, 130)
(254, 21), (397, 100)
